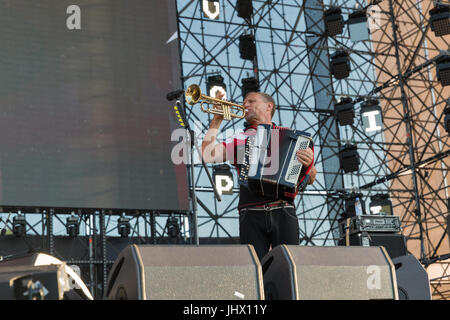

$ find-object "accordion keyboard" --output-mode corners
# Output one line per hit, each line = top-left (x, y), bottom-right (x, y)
(239, 134), (255, 185)
(285, 136), (311, 184)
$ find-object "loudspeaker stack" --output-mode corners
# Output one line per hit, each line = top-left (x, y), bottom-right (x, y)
(337, 213), (407, 259)
(104, 243), (432, 300)
(335, 209), (432, 300)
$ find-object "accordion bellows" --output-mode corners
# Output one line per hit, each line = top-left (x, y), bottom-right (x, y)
(239, 124), (313, 200)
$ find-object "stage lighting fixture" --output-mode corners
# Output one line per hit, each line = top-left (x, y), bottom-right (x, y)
(237, 0), (253, 19)
(167, 216), (180, 238)
(444, 99), (450, 134)
(239, 34), (256, 61)
(360, 99), (383, 133)
(213, 164), (234, 195)
(339, 143), (360, 173)
(348, 9), (370, 42)
(207, 75), (227, 100)
(430, 3), (450, 37)
(241, 77), (259, 98)
(334, 97), (355, 126)
(330, 50), (351, 80)
(202, 0), (220, 20)
(369, 194), (393, 216)
(66, 214), (80, 238)
(117, 215), (131, 238)
(324, 7), (344, 37)
(436, 52), (450, 87)
(13, 213), (26, 237)
(344, 193), (366, 218)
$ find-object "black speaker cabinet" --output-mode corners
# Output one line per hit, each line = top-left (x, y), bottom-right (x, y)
(392, 255), (431, 300)
(261, 245), (398, 300)
(105, 244), (264, 300)
(0, 252), (92, 300)
(0, 264), (67, 300)
(338, 232), (407, 259)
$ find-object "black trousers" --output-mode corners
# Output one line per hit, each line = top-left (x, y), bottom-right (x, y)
(239, 205), (299, 261)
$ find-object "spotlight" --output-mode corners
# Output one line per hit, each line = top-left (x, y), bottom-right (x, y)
(13, 213), (26, 237)
(202, 0), (220, 20)
(213, 164), (234, 195)
(239, 34), (256, 61)
(324, 7), (344, 37)
(339, 143), (360, 173)
(334, 97), (355, 126)
(360, 99), (383, 132)
(167, 216), (180, 238)
(444, 99), (450, 134)
(66, 213), (79, 238)
(207, 75), (227, 100)
(237, 0), (253, 19)
(348, 9), (370, 42)
(430, 3), (450, 37)
(330, 50), (351, 80)
(369, 194), (393, 216)
(436, 52), (450, 87)
(117, 214), (131, 238)
(344, 193), (366, 217)
(241, 77), (259, 98)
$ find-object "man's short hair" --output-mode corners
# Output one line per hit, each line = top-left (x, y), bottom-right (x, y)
(246, 92), (277, 117)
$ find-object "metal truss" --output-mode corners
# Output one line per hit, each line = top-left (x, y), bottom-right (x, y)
(365, 0), (449, 299)
(0, 0), (445, 300)
(176, 0), (450, 299)
(0, 209), (191, 299)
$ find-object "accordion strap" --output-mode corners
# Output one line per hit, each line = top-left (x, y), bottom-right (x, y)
(296, 144), (315, 190)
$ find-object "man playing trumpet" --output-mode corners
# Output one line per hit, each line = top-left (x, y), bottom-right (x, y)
(201, 90), (317, 261)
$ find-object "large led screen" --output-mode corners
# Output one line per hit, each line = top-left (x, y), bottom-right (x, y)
(0, 0), (190, 212)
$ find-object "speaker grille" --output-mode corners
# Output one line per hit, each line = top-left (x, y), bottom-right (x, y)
(105, 244), (264, 300)
(262, 245), (398, 300)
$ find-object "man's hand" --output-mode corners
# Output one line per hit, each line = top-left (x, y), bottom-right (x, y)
(296, 148), (316, 185)
(296, 148), (313, 167)
(212, 90), (225, 121)
(215, 90), (225, 100)
(201, 90), (227, 163)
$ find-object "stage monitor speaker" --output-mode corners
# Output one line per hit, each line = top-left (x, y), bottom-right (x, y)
(261, 245), (398, 300)
(392, 255), (431, 300)
(0, 252), (93, 300)
(105, 244), (264, 300)
(0, 264), (67, 300)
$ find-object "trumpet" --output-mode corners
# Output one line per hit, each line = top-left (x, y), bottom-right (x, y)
(185, 84), (247, 121)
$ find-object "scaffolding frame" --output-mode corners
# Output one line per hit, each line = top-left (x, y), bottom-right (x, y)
(175, 0), (449, 299)
(0, 0), (447, 300)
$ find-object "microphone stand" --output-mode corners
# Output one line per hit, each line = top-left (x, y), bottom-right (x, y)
(172, 96), (222, 245)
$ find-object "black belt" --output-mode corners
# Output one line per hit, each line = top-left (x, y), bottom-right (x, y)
(240, 200), (295, 212)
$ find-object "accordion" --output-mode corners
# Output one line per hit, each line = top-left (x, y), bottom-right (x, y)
(239, 124), (313, 200)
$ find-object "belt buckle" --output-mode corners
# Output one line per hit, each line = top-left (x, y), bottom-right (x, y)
(264, 204), (271, 211)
